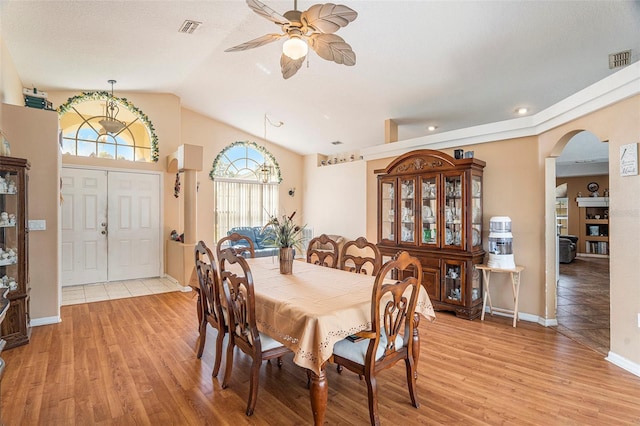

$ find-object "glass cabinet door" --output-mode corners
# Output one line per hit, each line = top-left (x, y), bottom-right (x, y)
(444, 174), (463, 248)
(399, 178), (416, 243)
(420, 176), (438, 246)
(471, 174), (482, 248)
(379, 178), (396, 243)
(471, 265), (482, 302)
(0, 171), (19, 293)
(443, 260), (464, 305)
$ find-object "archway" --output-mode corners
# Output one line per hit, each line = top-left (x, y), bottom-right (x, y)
(545, 130), (610, 354)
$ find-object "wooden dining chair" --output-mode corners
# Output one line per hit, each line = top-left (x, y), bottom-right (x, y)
(306, 234), (339, 268)
(216, 232), (256, 259)
(219, 250), (291, 416)
(340, 236), (382, 276)
(331, 251), (422, 426)
(194, 241), (226, 378)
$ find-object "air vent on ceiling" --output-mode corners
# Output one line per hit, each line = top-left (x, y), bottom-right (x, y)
(609, 50), (631, 69)
(179, 20), (202, 34)
(331, 141), (343, 145)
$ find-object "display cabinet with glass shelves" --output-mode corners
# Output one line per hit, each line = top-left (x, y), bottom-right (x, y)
(376, 149), (486, 319)
(0, 157), (30, 348)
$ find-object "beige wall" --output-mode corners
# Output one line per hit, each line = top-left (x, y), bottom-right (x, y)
(180, 108), (304, 250)
(1, 37), (23, 109)
(540, 94), (640, 367)
(556, 175), (609, 240)
(303, 155), (367, 239)
(48, 90), (183, 245)
(0, 90), (305, 320)
(2, 104), (60, 321)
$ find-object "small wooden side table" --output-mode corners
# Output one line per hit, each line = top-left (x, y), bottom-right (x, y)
(476, 264), (525, 327)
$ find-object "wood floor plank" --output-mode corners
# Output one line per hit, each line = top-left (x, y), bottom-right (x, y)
(1, 291), (639, 425)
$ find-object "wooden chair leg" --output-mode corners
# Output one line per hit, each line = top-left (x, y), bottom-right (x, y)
(405, 357), (419, 408)
(365, 375), (381, 426)
(221, 336), (235, 389)
(246, 358), (261, 416)
(196, 321), (207, 359)
(212, 326), (224, 377)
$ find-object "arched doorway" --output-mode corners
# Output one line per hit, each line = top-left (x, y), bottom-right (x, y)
(546, 130), (610, 354)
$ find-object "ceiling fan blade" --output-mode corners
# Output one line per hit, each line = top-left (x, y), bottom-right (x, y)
(246, 0), (289, 25)
(280, 53), (305, 79)
(225, 33), (284, 52)
(302, 3), (357, 34)
(308, 33), (356, 66)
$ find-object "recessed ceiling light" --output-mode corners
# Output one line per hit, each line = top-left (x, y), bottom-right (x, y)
(427, 125), (437, 132)
(516, 107), (528, 115)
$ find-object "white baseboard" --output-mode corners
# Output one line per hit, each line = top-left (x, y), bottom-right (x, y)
(31, 315), (61, 327)
(537, 316), (558, 327)
(606, 351), (640, 378)
(164, 274), (192, 293)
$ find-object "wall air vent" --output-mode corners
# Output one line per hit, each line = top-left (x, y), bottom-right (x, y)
(609, 50), (631, 69)
(178, 20), (202, 34)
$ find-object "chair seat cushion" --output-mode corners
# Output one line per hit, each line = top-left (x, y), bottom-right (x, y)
(234, 325), (286, 351)
(333, 332), (404, 364)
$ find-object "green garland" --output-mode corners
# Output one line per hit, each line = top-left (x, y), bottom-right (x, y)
(57, 91), (159, 162)
(210, 140), (282, 183)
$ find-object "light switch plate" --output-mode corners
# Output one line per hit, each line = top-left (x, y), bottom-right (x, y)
(28, 219), (46, 231)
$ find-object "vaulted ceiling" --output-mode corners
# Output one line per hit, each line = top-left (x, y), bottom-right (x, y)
(2, 1), (639, 158)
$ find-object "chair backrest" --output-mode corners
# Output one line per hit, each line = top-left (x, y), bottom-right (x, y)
(216, 232), (256, 259)
(218, 249), (261, 352)
(306, 234), (339, 268)
(340, 236), (382, 275)
(368, 251), (422, 365)
(195, 240), (224, 328)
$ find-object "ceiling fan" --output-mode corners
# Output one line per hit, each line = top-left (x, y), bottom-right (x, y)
(225, 0), (358, 79)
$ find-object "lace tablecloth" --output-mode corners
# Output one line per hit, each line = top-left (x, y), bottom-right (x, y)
(246, 257), (436, 375)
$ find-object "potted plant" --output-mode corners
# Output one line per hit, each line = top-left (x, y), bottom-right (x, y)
(262, 211), (306, 274)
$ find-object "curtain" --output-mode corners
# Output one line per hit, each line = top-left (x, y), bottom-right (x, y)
(214, 179), (279, 242)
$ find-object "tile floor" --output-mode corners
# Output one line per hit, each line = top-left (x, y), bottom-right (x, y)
(556, 256), (610, 355)
(61, 277), (182, 306)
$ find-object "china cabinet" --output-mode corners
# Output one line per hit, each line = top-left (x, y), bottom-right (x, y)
(0, 157), (30, 348)
(376, 149), (485, 319)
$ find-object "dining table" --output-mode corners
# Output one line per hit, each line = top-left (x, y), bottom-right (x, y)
(245, 256), (436, 425)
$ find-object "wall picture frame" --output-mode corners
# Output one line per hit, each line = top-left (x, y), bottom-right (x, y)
(620, 142), (638, 176)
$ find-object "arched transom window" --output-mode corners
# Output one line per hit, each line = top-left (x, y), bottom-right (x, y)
(210, 140), (282, 183)
(58, 92), (159, 162)
(210, 141), (281, 241)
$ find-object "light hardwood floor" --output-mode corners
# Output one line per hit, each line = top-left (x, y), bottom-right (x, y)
(2, 291), (639, 425)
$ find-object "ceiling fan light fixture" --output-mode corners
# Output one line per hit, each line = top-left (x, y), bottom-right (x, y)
(283, 36), (308, 60)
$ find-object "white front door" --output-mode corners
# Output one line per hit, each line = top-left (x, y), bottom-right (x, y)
(61, 168), (161, 286)
(107, 171), (160, 281)
(61, 168), (108, 286)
